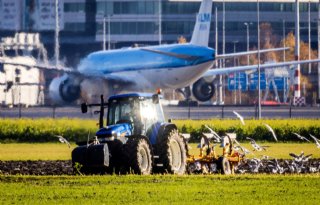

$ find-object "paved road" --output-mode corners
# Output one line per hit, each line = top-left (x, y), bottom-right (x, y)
(1, 105), (319, 119)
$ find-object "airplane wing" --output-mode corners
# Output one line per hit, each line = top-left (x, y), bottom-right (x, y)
(215, 47), (289, 60)
(202, 59), (320, 77)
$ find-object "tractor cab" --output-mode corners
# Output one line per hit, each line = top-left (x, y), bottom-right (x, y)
(106, 93), (165, 138)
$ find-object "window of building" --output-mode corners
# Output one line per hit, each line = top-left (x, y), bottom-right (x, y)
(96, 2), (113, 15)
(113, 1), (156, 15)
(64, 23), (85, 32)
(64, 3), (85, 12)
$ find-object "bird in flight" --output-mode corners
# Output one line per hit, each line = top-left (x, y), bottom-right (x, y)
(263, 123), (278, 142)
(246, 137), (269, 151)
(233, 139), (251, 155)
(204, 124), (221, 142)
(54, 135), (71, 148)
(232, 111), (245, 125)
(293, 132), (310, 142)
(309, 134), (320, 149)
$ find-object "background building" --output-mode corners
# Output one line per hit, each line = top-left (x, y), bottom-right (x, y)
(0, 0), (319, 104)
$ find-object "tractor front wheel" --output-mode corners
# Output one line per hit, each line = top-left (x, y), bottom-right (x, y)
(124, 136), (153, 175)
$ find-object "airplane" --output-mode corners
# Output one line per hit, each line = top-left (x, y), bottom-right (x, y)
(0, 0), (319, 105)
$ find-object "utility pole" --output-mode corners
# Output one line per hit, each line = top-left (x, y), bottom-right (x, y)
(215, 7), (218, 68)
(244, 22), (250, 65)
(215, 7), (223, 105)
(233, 40), (238, 105)
(308, 0), (311, 74)
(108, 15), (111, 50)
(159, 0), (162, 45)
(318, 0), (320, 102)
(222, 0), (226, 103)
(283, 19), (286, 62)
(54, 0), (59, 67)
(103, 17), (106, 50)
(257, 0), (261, 119)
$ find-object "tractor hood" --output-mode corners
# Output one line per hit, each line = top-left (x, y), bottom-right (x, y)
(96, 123), (132, 138)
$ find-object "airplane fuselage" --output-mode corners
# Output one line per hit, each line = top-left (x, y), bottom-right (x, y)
(77, 43), (215, 90)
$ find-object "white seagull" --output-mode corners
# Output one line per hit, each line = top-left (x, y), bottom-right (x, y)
(309, 134), (320, 149)
(289, 151), (312, 163)
(234, 139), (251, 155)
(232, 111), (245, 125)
(293, 132), (310, 142)
(246, 137), (269, 151)
(204, 125), (221, 142)
(55, 135), (71, 148)
(263, 123), (278, 142)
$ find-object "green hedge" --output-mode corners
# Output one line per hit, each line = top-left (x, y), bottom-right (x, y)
(0, 118), (98, 142)
(174, 119), (320, 142)
(0, 118), (319, 142)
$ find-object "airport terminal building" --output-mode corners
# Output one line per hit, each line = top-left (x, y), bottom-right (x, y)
(0, 0), (319, 105)
(0, 0), (319, 64)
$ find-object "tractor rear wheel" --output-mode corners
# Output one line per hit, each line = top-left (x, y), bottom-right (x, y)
(217, 156), (231, 175)
(155, 128), (187, 174)
(124, 136), (153, 175)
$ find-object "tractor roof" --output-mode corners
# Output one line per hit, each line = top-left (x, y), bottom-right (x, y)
(108, 93), (155, 101)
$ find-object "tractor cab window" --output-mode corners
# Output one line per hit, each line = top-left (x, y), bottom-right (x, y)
(154, 100), (165, 123)
(140, 99), (159, 136)
(107, 98), (139, 126)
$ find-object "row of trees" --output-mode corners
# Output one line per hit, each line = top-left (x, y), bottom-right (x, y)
(240, 23), (318, 65)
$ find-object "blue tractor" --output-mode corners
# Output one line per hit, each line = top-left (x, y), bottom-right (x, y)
(72, 93), (187, 175)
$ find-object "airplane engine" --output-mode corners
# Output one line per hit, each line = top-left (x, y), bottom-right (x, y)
(49, 74), (81, 104)
(192, 77), (215, 102)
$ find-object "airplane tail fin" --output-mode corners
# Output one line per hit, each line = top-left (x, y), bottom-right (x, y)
(190, 0), (212, 47)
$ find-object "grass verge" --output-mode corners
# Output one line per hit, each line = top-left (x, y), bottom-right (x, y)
(0, 175), (319, 204)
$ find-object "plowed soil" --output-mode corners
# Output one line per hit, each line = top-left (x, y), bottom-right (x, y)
(0, 159), (319, 175)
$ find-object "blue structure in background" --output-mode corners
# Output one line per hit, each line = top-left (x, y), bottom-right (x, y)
(248, 72), (287, 91)
(228, 72), (288, 91)
(228, 72), (247, 91)
(249, 72), (266, 90)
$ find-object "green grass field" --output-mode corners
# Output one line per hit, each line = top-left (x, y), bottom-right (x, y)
(0, 143), (75, 161)
(0, 175), (319, 204)
(0, 142), (319, 161)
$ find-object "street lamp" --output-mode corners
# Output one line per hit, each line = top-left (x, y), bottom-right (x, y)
(54, 0), (60, 67)
(232, 41), (238, 66)
(107, 15), (112, 50)
(233, 40), (238, 104)
(244, 22), (252, 65)
(159, 0), (162, 45)
(257, 0), (261, 119)
(282, 19), (286, 62)
(308, 0), (311, 74)
(103, 17), (106, 50)
(102, 15), (112, 50)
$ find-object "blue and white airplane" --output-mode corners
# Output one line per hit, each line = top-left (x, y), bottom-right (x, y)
(1, 0), (319, 104)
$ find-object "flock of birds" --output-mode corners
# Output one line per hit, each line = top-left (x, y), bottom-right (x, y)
(235, 152), (320, 174)
(53, 110), (320, 174)
(199, 111), (320, 174)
